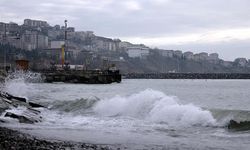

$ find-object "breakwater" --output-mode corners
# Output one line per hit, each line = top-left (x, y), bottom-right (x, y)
(42, 70), (121, 84)
(123, 73), (250, 79)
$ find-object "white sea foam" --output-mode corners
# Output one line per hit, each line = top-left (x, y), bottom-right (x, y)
(6, 89), (216, 131)
(94, 89), (216, 127)
(4, 71), (41, 97)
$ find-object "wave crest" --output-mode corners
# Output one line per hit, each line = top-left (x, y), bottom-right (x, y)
(4, 71), (42, 97)
(94, 89), (216, 127)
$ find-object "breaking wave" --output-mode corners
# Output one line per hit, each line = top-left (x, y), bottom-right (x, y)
(41, 91), (250, 129)
(4, 71), (42, 97)
(5, 70), (42, 83)
(34, 89), (218, 128)
(93, 89), (216, 127)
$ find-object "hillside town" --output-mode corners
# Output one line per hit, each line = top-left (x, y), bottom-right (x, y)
(1, 19), (250, 73)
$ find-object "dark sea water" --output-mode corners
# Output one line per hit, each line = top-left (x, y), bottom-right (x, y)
(1, 76), (250, 149)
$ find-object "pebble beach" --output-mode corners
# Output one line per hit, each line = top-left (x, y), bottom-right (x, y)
(0, 126), (116, 150)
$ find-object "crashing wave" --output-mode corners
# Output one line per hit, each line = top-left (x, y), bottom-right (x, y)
(5, 70), (42, 83)
(93, 89), (216, 127)
(3, 71), (42, 97)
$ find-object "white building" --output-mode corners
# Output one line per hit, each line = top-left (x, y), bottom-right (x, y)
(50, 41), (65, 49)
(207, 53), (219, 63)
(127, 47), (149, 59)
(24, 19), (49, 27)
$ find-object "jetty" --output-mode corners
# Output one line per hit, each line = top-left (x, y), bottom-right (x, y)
(41, 69), (121, 84)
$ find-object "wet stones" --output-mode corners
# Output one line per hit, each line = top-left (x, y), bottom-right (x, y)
(228, 120), (250, 131)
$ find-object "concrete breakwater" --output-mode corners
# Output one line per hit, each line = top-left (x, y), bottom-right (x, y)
(123, 73), (250, 79)
(42, 70), (122, 84)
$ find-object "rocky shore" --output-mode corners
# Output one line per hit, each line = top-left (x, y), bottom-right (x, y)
(0, 126), (117, 150)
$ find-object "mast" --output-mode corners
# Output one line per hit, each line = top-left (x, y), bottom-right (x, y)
(62, 20), (67, 67)
(3, 23), (7, 71)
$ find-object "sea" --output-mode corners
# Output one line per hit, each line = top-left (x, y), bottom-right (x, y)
(1, 72), (250, 150)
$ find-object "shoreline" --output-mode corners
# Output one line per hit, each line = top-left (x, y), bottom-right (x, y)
(0, 126), (116, 150)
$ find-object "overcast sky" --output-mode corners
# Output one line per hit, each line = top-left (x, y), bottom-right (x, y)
(1, 0), (250, 60)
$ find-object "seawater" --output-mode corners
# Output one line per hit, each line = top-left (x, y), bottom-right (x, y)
(1, 74), (250, 149)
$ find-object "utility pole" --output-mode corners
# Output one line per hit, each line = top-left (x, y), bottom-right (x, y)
(3, 23), (7, 71)
(36, 32), (38, 50)
(62, 20), (67, 67)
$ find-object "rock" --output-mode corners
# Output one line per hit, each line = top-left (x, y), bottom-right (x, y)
(228, 120), (250, 131)
(4, 112), (37, 124)
(1, 91), (45, 124)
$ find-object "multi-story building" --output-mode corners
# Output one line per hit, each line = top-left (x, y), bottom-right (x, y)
(95, 36), (117, 51)
(173, 50), (183, 58)
(119, 41), (133, 49)
(198, 52), (209, 60)
(0, 22), (19, 34)
(208, 53), (219, 59)
(207, 53), (219, 64)
(234, 58), (248, 67)
(160, 50), (174, 58)
(24, 19), (49, 27)
(0, 22), (20, 45)
(37, 34), (49, 49)
(193, 52), (209, 61)
(21, 31), (48, 50)
(183, 51), (194, 60)
(127, 46), (149, 59)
